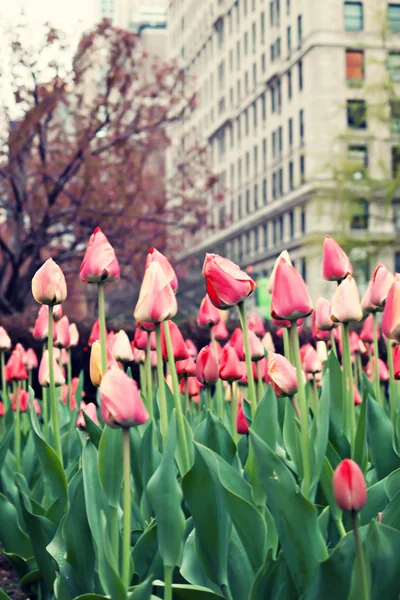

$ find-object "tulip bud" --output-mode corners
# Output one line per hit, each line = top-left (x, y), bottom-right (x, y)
(267, 250), (292, 294)
(266, 352), (300, 397)
(316, 341), (328, 364)
(77, 402), (99, 429)
(33, 306), (50, 340)
(32, 258), (67, 305)
(219, 346), (242, 382)
(197, 294), (221, 328)
(55, 316), (71, 348)
(61, 383), (78, 410)
(196, 346), (219, 385)
(331, 275), (363, 323)
(382, 282), (400, 341)
(180, 376), (202, 399)
(134, 262), (177, 323)
(237, 401), (249, 434)
(133, 328), (148, 350)
(89, 340), (117, 387)
(145, 247), (178, 293)
(5, 349), (28, 382)
(394, 345), (400, 379)
(369, 264), (395, 311)
(176, 356), (196, 377)
(88, 320), (102, 346)
(359, 314), (375, 343)
(228, 328), (245, 360)
(360, 280), (378, 315)
(80, 227), (120, 283)
(69, 323), (79, 347)
(112, 330), (134, 363)
(10, 388), (30, 412)
(322, 236), (353, 282)
(185, 339), (198, 358)
(0, 402), (4, 417)
(248, 313), (266, 337)
(333, 458), (367, 512)
(271, 261), (313, 321)
(212, 321), (229, 341)
(369, 357), (389, 382)
(261, 331), (275, 353)
(100, 366), (149, 428)
(161, 321), (189, 362)
(300, 344), (323, 374)
(312, 311), (330, 342)
(248, 330), (265, 361)
(24, 348), (38, 370)
(202, 253), (255, 309)
(315, 296), (337, 331)
(38, 350), (65, 387)
(0, 326), (11, 350)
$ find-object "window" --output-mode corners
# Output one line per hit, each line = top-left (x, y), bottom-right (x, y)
(254, 184), (259, 208)
(253, 145), (258, 172)
(229, 50), (234, 73)
(279, 215), (284, 241)
(252, 62), (257, 87)
(277, 78), (282, 111)
(351, 199), (369, 229)
(246, 188), (250, 213)
(263, 222), (268, 247)
(348, 144), (368, 179)
(245, 71), (249, 92)
(288, 118), (293, 147)
(289, 161), (294, 190)
(246, 151), (250, 176)
(273, 220), (277, 244)
(276, 37), (281, 58)
(392, 147), (400, 177)
(299, 109), (304, 143)
(238, 194), (242, 219)
(301, 257), (307, 282)
(390, 100), (400, 132)
(236, 41), (241, 70)
(218, 60), (225, 86)
(254, 228), (259, 253)
(346, 50), (364, 80)
(261, 53), (266, 73)
(388, 51), (400, 81)
(237, 117), (242, 142)
(237, 79), (241, 103)
(278, 126), (283, 156)
(287, 0), (291, 14)
(347, 100), (367, 128)
(388, 4), (400, 32)
(298, 60), (303, 90)
(276, 0), (280, 24)
(261, 94), (267, 122)
(245, 109), (249, 135)
(263, 178), (268, 204)
(300, 155), (305, 183)
(272, 173), (277, 199)
(288, 70), (292, 99)
(287, 26), (291, 56)
(263, 138), (267, 170)
(272, 131), (277, 158)
(297, 14), (303, 46)
(252, 22), (257, 53)
(246, 231), (251, 254)
(270, 43), (275, 62)
(271, 86), (276, 113)
(244, 31), (249, 55)
(230, 87), (234, 106)
(278, 168), (284, 195)
(396, 251), (400, 271)
(244, 0), (248, 17)
(301, 207), (306, 232)
(269, 1), (274, 25)
(260, 12), (265, 43)
(393, 202), (400, 230)
(289, 210), (294, 238)
(344, 2), (363, 31)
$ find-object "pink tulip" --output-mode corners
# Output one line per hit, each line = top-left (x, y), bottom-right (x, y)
(132, 347), (145, 364)
(137, 321), (156, 332)
(333, 458), (367, 511)
(368, 357), (389, 382)
(271, 261), (313, 321)
(322, 236), (353, 282)
(369, 264), (395, 311)
(0, 326), (11, 350)
(55, 316), (71, 348)
(208, 340), (222, 360)
(219, 346), (243, 382)
(32, 258), (67, 305)
(315, 296), (337, 331)
(248, 313), (266, 337)
(185, 339), (198, 357)
(77, 402), (99, 429)
(248, 330), (265, 361)
(359, 314), (375, 343)
(69, 323), (79, 347)
(360, 280), (378, 314)
(212, 321), (229, 341)
(228, 328), (245, 360)
(112, 330), (134, 363)
(237, 402), (249, 434)
(24, 348), (38, 370)
(61, 384), (78, 410)
(134, 262), (177, 323)
(11, 388), (30, 412)
(300, 344), (322, 374)
(33, 306), (50, 340)
(145, 247), (178, 293)
(262, 332), (275, 353)
(393, 345), (400, 379)
(267, 352), (300, 397)
(100, 366), (149, 428)
(0, 402), (4, 417)
(161, 321), (189, 361)
(331, 275), (363, 323)
(202, 253), (255, 309)
(5, 350), (28, 381)
(382, 282), (400, 341)
(80, 227), (120, 284)
(88, 320), (102, 346)
(180, 376), (202, 398)
(196, 346), (219, 385)
(267, 250), (292, 294)
(53, 305), (63, 321)
(176, 356), (196, 377)
(38, 350), (65, 387)
(197, 294), (221, 328)
(312, 311), (330, 342)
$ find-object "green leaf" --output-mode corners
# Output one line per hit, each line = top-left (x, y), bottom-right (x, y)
(0, 492), (33, 558)
(153, 581), (225, 599)
(250, 430), (327, 595)
(360, 477), (389, 525)
(364, 522), (400, 598)
(98, 427), (123, 508)
(324, 351), (344, 428)
(0, 590), (13, 600)
(319, 457), (343, 524)
(0, 425), (13, 472)
(180, 528), (221, 594)
(367, 395), (400, 478)
(83, 411), (103, 449)
(147, 411), (185, 569)
(382, 489), (400, 530)
(72, 595), (109, 600)
(249, 550), (297, 600)
(309, 369), (330, 499)
(175, 413), (195, 476)
(226, 525), (254, 600)
(252, 385), (279, 450)
(385, 467), (400, 501)
(352, 388), (368, 470)
(282, 399), (302, 477)
(194, 410), (236, 465)
(131, 523), (163, 582)
(127, 574), (154, 600)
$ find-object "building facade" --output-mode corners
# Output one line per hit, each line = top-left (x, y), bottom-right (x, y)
(167, 0), (400, 306)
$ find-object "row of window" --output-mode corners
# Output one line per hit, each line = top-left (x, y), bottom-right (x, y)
(345, 49), (400, 82)
(344, 2), (400, 32)
(270, 16), (302, 63)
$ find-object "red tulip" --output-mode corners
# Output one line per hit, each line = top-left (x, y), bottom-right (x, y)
(248, 313), (266, 337)
(79, 227), (120, 284)
(196, 346), (219, 385)
(77, 402), (99, 429)
(393, 345), (400, 379)
(88, 320), (102, 346)
(5, 350), (28, 381)
(0, 402), (4, 417)
(237, 401), (249, 434)
(312, 311), (330, 342)
(212, 321), (229, 341)
(359, 314), (375, 343)
(137, 321), (156, 332)
(176, 356), (196, 377)
(202, 253), (255, 309)
(370, 264), (395, 311)
(24, 348), (38, 370)
(209, 340), (222, 360)
(219, 346), (242, 382)
(112, 330), (134, 363)
(69, 323), (79, 347)
(106, 331), (116, 351)
(134, 262), (177, 323)
(161, 321), (189, 362)
(133, 328), (148, 350)
(331, 275), (363, 323)
(267, 352), (300, 397)
(55, 316), (71, 348)
(100, 366), (149, 428)
(145, 247), (178, 293)
(10, 388), (30, 412)
(322, 236), (353, 282)
(39, 350), (65, 387)
(228, 328), (245, 360)
(180, 376), (202, 398)
(0, 326), (11, 350)
(238, 361), (248, 385)
(382, 281), (400, 341)
(333, 458), (367, 511)
(150, 350), (157, 367)
(32, 258), (67, 305)
(252, 357), (266, 381)
(354, 385), (362, 405)
(300, 344), (322, 374)
(185, 339), (198, 358)
(197, 295), (221, 328)
(271, 261), (313, 321)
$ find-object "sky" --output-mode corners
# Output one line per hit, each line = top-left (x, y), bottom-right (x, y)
(0, 0), (96, 30)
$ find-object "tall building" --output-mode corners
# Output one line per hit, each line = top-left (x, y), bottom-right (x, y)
(96, 0), (133, 27)
(167, 0), (400, 305)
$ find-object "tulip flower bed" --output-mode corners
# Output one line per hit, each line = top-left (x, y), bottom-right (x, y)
(1, 229), (400, 600)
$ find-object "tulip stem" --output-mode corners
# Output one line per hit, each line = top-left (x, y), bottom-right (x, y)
(230, 382), (238, 443)
(238, 302), (257, 418)
(97, 283), (107, 376)
(155, 323), (168, 445)
(13, 382), (21, 471)
(372, 313), (381, 406)
(289, 323), (311, 496)
(335, 517), (346, 539)
(352, 512), (370, 600)
(342, 323), (356, 445)
(387, 338), (398, 422)
(42, 343), (49, 440)
(67, 349), (72, 410)
(145, 336), (153, 421)
(283, 328), (292, 363)
(28, 369), (32, 390)
(122, 428), (132, 589)
(48, 307), (62, 465)
(1, 351), (7, 412)
(330, 330), (337, 358)
(357, 354), (363, 390)
(206, 387), (213, 412)
(210, 329), (224, 420)
(164, 566), (173, 600)
(256, 362), (264, 403)
(184, 379), (190, 413)
(163, 321), (190, 474)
